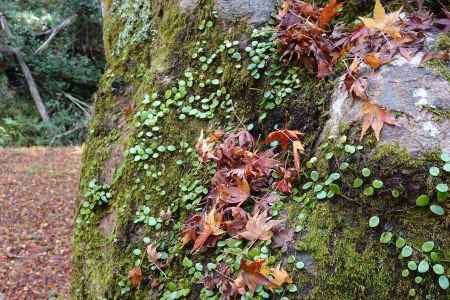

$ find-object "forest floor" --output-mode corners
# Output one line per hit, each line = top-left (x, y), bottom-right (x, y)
(0, 147), (81, 300)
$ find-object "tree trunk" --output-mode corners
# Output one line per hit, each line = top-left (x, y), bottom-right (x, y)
(72, 1), (450, 299)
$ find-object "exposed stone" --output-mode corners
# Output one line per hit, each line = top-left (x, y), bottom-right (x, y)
(179, 0), (199, 13)
(99, 209), (117, 237)
(323, 48), (450, 156)
(216, 0), (275, 25)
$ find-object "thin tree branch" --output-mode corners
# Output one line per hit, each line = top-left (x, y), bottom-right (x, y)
(0, 12), (50, 121)
(34, 15), (77, 55)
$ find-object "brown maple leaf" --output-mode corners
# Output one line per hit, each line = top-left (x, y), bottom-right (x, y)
(181, 214), (201, 246)
(235, 260), (274, 294)
(319, 0), (344, 28)
(239, 210), (283, 241)
(128, 266), (142, 288)
(359, 101), (396, 141)
(192, 208), (225, 252)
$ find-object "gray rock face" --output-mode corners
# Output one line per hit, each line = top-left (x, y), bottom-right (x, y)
(323, 51), (450, 156)
(179, 0), (199, 13)
(216, 0), (275, 25)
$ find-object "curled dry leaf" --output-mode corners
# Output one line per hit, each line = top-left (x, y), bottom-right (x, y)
(359, 101), (397, 141)
(128, 266), (142, 288)
(235, 260), (274, 294)
(293, 140), (305, 174)
(239, 210), (283, 241)
(359, 0), (402, 38)
(146, 244), (161, 265)
(192, 208), (225, 252)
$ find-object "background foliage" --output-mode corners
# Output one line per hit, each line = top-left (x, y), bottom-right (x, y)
(0, 0), (104, 146)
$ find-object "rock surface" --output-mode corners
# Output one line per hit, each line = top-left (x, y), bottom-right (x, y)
(216, 0), (275, 25)
(323, 51), (450, 155)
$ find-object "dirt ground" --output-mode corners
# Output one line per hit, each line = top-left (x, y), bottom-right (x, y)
(0, 147), (81, 300)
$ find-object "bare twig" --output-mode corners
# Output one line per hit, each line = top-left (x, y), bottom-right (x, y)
(0, 12), (50, 121)
(34, 15), (76, 55)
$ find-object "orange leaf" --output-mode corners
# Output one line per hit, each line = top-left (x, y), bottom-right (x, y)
(364, 53), (389, 69)
(265, 129), (302, 151)
(192, 208), (225, 252)
(359, 0), (402, 38)
(319, 0), (344, 28)
(359, 101), (396, 141)
(128, 266), (142, 288)
(234, 260), (274, 294)
(261, 266), (293, 288)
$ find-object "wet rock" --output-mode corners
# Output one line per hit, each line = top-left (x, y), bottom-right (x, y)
(323, 47), (450, 155)
(216, 0), (275, 25)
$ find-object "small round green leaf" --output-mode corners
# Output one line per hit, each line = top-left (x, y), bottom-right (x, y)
(436, 183), (448, 193)
(362, 168), (371, 177)
(441, 152), (450, 162)
(369, 216), (380, 228)
(432, 264), (445, 275)
(401, 269), (410, 277)
(443, 163), (450, 173)
(380, 231), (393, 244)
(415, 194), (430, 207)
(363, 186), (374, 196)
(415, 276), (423, 284)
(429, 166), (440, 176)
(372, 179), (383, 189)
(401, 245), (413, 258)
(421, 241), (434, 252)
(407, 261), (417, 271)
(353, 178), (363, 188)
(408, 289), (416, 297)
(418, 260), (429, 273)
(295, 261), (305, 270)
(316, 191), (327, 199)
(439, 275), (449, 290)
(395, 237), (406, 248)
(430, 204), (445, 216)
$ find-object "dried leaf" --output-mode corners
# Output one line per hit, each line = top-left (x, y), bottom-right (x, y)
(235, 260), (274, 294)
(239, 210), (282, 241)
(265, 129), (302, 151)
(359, 101), (396, 141)
(261, 266), (293, 288)
(192, 208), (225, 252)
(128, 266), (142, 288)
(293, 140), (305, 174)
(146, 244), (161, 265)
(359, 0), (402, 38)
(319, 0), (344, 28)
(364, 53), (387, 69)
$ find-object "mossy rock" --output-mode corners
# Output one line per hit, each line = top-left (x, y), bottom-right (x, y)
(72, 0), (449, 299)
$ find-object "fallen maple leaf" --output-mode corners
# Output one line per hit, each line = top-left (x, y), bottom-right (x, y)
(128, 266), (142, 288)
(265, 129), (303, 151)
(359, 101), (396, 141)
(261, 265), (293, 288)
(239, 210), (283, 241)
(359, 0), (402, 38)
(319, 0), (344, 28)
(364, 53), (389, 69)
(146, 244), (161, 265)
(235, 260), (274, 294)
(192, 208), (225, 252)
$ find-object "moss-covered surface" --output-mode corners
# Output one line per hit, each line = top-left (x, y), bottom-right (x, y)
(72, 0), (449, 299)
